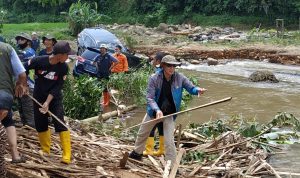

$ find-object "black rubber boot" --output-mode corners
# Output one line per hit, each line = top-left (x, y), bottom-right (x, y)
(129, 151), (142, 161)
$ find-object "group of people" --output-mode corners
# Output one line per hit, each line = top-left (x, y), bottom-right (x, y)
(0, 31), (72, 177)
(0, 30), (205, 177)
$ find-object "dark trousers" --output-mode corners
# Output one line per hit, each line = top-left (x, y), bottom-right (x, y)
(18, 88), (35, 128)
(149, 122), (164, 137)
(1, 110), (14, 128)
(33, 97), (67, 133)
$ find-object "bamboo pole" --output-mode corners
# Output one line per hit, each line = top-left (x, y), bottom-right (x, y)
(81, 104), (137, 123)
(126, 97), (232, 130)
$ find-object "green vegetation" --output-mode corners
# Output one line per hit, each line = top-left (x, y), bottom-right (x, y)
(63, 75), (104, 120)
(1, 23), (72, 42)
(68, 1), (106, 35)
(63, 63), (200, 120)
(1, 0), (300, 29)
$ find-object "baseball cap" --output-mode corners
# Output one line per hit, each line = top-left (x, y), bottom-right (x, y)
(161, 55), (181, 65)
(155, 52), (167, 62)
(0, 90), (13, 110)
(15, 32), (32, 42)
(53, 41), (72, 55)
(100, 44), (108, 49)
(32, 32), (37, 35)
(42, 34), (57, 44)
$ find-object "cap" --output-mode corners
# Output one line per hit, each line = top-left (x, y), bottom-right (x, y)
(53, 41), (71, 55)
(0, 90), (13, 110)
(155, 51), (167, 61)
(115, 44), (122, 50)
(42, 34), (57, 44)
(32, 32), (37, 35)
(100, 44), (108, 49)
(15, 32), (32, 42)
(161, 55), (181, 65)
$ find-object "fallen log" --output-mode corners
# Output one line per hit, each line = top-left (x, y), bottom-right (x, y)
(81, 104), (137, 123)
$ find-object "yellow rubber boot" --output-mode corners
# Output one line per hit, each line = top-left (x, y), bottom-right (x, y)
(59, 131), (71, 164)
(143, 137), (155, 156)
(38, 129), (51, 155)
(153, 136), (165, 156)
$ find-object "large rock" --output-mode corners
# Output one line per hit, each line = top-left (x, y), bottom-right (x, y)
(249, 70), (279, 83)
(207, 58), (218, 66)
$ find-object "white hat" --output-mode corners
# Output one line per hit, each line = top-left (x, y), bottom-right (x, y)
(100, 44), (108, 49)
(32, 32), (37, 35)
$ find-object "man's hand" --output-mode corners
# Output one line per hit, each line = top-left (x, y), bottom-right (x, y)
(39, 101), (49, 114)
(156, 110), (163, 120)
(15, 83), (28, 98)
(15, 72), (28, 97)
(198, 88), (207, 97)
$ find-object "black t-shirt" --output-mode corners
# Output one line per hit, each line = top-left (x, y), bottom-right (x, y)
(24, 56), (68, 100)
(38, 49), (53, 56)
(153, 74), (176, 117)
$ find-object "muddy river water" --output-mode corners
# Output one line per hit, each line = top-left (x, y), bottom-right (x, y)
(125, 60), (300, 173)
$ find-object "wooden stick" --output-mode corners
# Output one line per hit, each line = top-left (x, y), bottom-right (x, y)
(176, 124), (182, 148)
(119, 152), (129, 168)
(148, 155), (164, 174)
(163, 160), (172, 178)
(126, 97), (232, 130)
(169, 148), (186, 178)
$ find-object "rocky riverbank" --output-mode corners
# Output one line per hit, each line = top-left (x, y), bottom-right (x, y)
(100, 23), (300, 66)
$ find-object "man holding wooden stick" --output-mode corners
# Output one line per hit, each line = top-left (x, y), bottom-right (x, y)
(24, 41), (72, 164)
(129, 55), (206, 167)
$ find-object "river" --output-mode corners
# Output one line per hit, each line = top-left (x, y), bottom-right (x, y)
(124, 59), (300, 174)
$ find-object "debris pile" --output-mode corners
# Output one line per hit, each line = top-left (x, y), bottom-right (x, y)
(5, 119), (287, 178)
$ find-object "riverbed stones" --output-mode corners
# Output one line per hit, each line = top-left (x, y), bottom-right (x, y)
(207, 58), (218, 66)
(190, 59), (200, 64)
(249, 70), (279, 83)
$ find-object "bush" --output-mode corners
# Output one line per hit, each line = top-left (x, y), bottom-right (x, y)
(63, 75), (104, 120)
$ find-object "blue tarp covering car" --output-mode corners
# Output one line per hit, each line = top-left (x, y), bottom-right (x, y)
(73, 27), (142, 77)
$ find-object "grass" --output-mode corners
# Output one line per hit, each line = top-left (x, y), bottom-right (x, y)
(2, 22), (74, 42)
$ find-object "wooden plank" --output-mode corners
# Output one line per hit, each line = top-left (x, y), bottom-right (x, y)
(163, 160), (172, 178)
(169, 148), (186, 178)
(148, 155), (163, 174)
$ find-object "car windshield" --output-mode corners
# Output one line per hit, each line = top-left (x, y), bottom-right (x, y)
(81, 50), (99, 62)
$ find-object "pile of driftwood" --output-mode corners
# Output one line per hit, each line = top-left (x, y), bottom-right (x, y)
(178, 130), (283, 177)
(5, 119), (291, 178)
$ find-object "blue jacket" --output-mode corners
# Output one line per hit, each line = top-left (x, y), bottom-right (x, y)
(146, 70), (199, 118)
(18, 47), (36, 88)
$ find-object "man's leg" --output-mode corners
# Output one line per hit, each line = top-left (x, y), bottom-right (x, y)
(1, 111), (23, 161)
(163, 116), (176, 165)
(6, 126), (22, 160)
(0, 125), (7, 177)
(129, 114), (160, 160)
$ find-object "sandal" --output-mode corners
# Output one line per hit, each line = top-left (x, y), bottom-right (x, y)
(11, 156), (26, 164)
